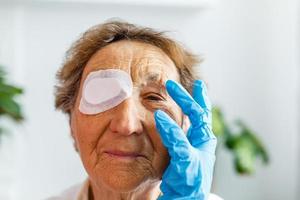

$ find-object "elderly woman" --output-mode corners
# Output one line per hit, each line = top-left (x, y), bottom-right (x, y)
(50, 20), (220, 200)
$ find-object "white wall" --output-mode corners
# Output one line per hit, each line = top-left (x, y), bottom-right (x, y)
(0, 0), (298, 200)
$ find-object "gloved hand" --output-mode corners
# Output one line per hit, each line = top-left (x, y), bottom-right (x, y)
(154, 80), (217, 200)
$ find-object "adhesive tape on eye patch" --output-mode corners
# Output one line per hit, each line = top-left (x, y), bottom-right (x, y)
(79, 69), (133, 115)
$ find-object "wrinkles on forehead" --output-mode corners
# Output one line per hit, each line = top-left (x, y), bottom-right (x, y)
(83, 40), (179, 89)
(85, 41), (134, 73)
(131, 56), (171, 86)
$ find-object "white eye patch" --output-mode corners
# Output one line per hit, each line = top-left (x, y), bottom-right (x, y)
(79, 69), (133, 115)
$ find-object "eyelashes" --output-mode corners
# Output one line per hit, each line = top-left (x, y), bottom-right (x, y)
(143, 92), (166, 102)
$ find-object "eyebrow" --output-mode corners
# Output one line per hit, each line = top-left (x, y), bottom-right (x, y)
(140, 72), (168, 94)
(145, 72), (161, 83)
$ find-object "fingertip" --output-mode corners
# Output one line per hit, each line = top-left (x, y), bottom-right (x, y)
(193, 79), (211, 109)
(165, 79), (175, 91)
(165, 79), (174, 85)
(154, 110), (170, 130)
(194, 79), (206, 89)
(193, 80), (206, 97)
(154, 109), (178, 133)
(154, 110), (161, 127)
(165, 79), (186, 98)
(154, 109), (166, 120)
(154, 110), (171, 145)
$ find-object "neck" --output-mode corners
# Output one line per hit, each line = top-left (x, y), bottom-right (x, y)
(88, 179), (161, 200)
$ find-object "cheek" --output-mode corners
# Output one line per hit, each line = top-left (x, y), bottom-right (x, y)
(139, 100), (183, 177)
(152, 100), (185, 171)
(74, 113), (108, 143)
(71, 110), (110, 170)
(142, 98), (182, 126)
(138, 106), (170, 177)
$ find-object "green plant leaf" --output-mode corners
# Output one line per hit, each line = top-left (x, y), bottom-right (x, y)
(212, 106), (225, 137)
(0, 82), (23, 97)
(0, 66), (24, 122)
(0, 91), (23, 121)
(213, 105), (270, 175)
(236, 121), (270, 164)
(0, 65), (24, 144)
(0, 67), (6, 82)
(233, 137), (256, 173)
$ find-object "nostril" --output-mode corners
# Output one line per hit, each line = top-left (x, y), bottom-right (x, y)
(109, 112), (143, 135)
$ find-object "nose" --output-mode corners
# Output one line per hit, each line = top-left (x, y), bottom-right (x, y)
(109, 98), (143, 136)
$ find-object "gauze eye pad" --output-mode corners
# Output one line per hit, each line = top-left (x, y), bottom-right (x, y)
(79, 69), (133, 115)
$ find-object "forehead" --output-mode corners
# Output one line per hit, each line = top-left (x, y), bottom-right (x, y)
(83, 40), (179, 84)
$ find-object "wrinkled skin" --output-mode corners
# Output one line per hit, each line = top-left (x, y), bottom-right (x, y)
(70, 40), (188, 200)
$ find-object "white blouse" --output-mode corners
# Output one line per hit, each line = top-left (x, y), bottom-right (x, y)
(46, 179), (223, 200)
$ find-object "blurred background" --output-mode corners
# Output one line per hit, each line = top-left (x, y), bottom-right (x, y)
(0, 0), (299, 199)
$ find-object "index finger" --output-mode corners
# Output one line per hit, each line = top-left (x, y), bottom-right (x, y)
(165, 80), (208, 126)
(154, 110), (192, 160)
(193, 80), (212, 111)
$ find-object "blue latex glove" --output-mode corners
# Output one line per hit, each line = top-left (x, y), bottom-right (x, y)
(154, 80), (217, 200)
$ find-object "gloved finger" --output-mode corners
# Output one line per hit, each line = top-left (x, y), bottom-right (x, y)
(192, 80), (212, 111)
(165, 80), (206, 126)
(189, 80), (216, 146)
(154, 110), (192, 160)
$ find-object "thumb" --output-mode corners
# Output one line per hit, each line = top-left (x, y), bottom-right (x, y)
(154, 110), (192, 160)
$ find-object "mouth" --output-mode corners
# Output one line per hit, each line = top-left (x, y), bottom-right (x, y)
(104, 150), (146, 160)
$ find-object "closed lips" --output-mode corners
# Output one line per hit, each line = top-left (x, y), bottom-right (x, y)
(104, 150), (145, 158)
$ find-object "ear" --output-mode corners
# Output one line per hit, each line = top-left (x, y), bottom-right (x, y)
(182, 115), (191, 133)
(69, 113), (79, 152)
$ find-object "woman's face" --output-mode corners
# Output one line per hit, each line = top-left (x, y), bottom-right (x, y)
(70, 40), (183, 192)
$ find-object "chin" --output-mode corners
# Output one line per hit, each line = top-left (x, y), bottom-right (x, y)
(100, 169), (148, 192)
(93, 154), (157, 192)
